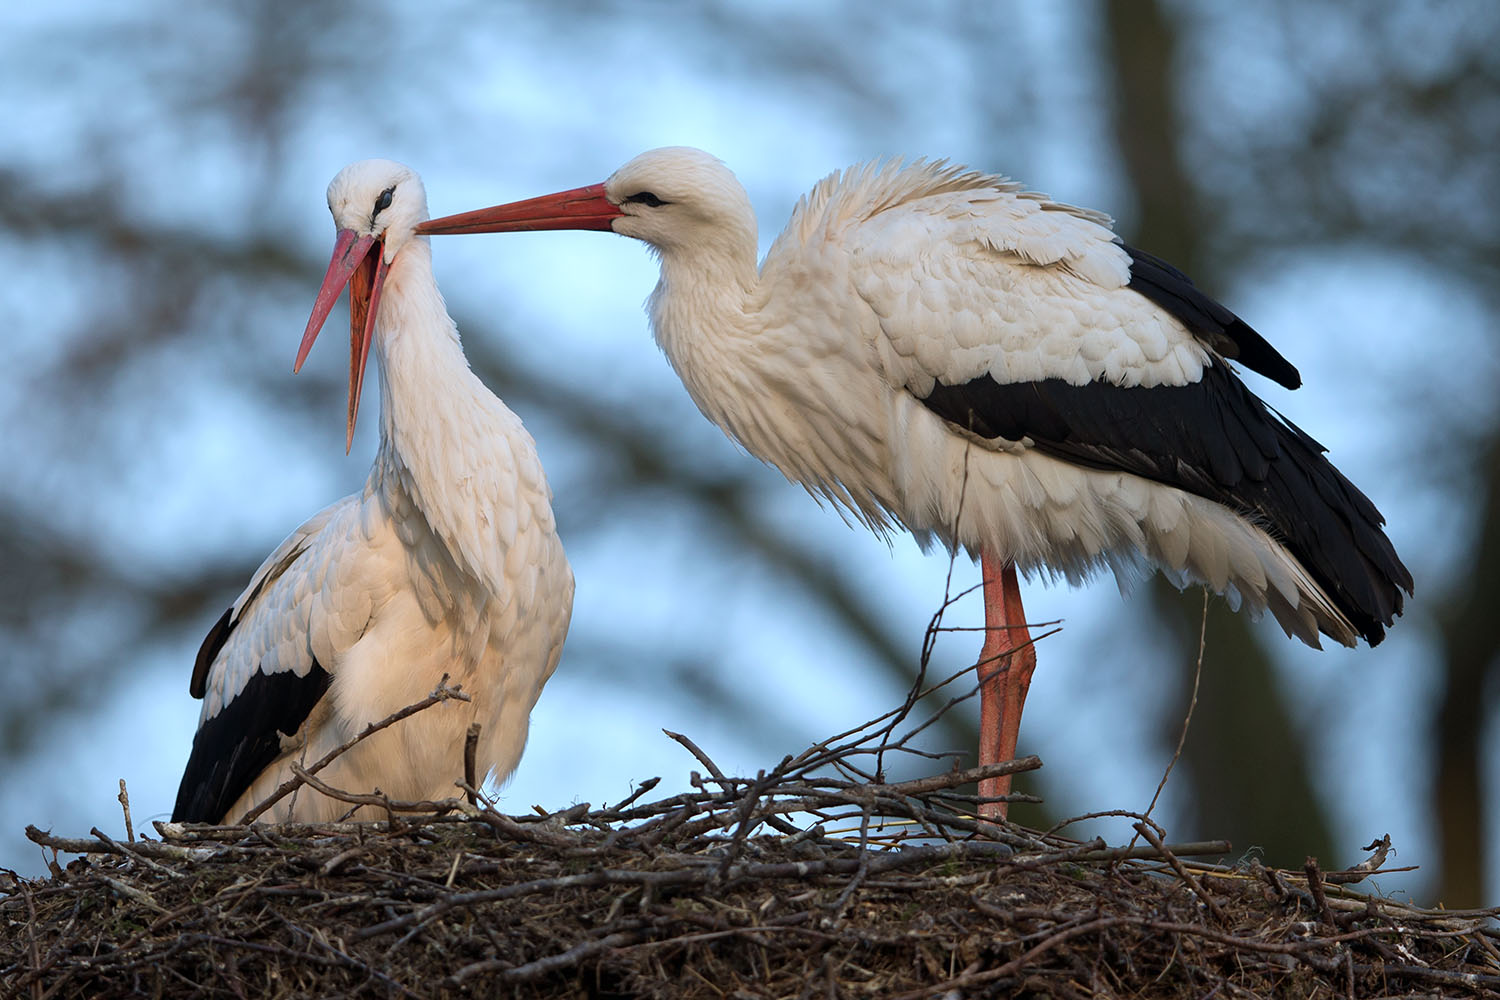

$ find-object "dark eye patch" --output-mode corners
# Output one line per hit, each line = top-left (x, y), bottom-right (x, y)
(624, 192), (668, 207)
(373, 186), (395, 215)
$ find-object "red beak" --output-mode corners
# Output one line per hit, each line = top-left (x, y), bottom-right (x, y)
(294, 228), (389, 453)
(415, 183), (623, 235)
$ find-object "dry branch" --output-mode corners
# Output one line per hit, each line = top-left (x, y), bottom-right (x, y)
(5, 669), (1494, 998)
(237, 674), (470, 823)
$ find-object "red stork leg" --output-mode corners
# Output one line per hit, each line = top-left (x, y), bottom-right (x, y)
(977, 552), (1036, 820)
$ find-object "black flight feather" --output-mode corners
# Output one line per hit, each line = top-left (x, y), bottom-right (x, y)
(1121, 243), (1302, 391)
(190, 607), (235, 699)
(171, 660), (333, 823)
(920, 365), (1411, 644)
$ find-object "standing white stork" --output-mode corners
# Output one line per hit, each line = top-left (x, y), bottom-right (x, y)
(415, 147), (1411, 819)
(172, 159), (573, 823)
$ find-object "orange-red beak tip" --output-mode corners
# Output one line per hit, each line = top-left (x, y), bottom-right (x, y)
(299, 229), (382, 450)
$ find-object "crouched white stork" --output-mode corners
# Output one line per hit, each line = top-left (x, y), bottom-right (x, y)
(172, 160), (573, 823)
(416, 147), (1412, 818)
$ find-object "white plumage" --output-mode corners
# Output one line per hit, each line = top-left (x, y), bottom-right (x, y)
(417, 147), (1410, 818)
(173, 160), (573, 824)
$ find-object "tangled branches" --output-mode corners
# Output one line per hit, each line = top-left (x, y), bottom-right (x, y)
(4, 667), (1498, 997)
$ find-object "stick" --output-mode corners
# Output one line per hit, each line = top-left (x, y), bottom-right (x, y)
(20, 877), (42, 1000)
(1066, 840), (1231, 864)
(90, 827), (179, 877)
(26, 825), (215, 861)
(472, 930), (644, 984)
(237, 675), (469, 823)
(97, 874), (168, 914)
(1133, 822), (1227, 923)
(1325, 834), (1392, 885)
(1136, 590), (1208, 843)
(287, 763), (463, 817)
(663, 729), (727, 781)
(874, 757), (1042, 797)
(1305, 856), (1338, 928)
(463, 723), (481, 808)
(117, 779), (135, 843)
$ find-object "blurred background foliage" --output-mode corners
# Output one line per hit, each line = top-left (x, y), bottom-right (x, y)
(1, 0), (1495, 906)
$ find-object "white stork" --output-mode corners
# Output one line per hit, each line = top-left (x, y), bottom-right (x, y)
(172, 159), (573, 823)
(415, 147), (1411, 818)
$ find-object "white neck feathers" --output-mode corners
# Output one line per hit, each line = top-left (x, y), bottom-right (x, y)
(367, 240), (552, 603)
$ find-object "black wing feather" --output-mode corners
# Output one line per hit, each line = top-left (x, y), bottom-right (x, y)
(171, 660), (332, 823)
(920, 366), (1411, 644)
(190, 607), (235, 699)
(1122, 243), (1302, 390)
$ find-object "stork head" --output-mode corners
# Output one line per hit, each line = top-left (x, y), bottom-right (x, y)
(416, 146), (756, 258)
(295, 158), (428, 453)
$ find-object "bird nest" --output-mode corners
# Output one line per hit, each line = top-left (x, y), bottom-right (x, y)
(5, 676), (1499, 998)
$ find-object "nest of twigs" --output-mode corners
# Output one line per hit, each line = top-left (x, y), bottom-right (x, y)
(4, 662), (1499, 998)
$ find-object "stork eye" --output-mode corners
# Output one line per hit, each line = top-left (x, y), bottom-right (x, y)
(624, 192), (668, 208)
(373, 186), (395, 215)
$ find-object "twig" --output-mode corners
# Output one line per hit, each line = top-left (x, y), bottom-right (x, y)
(1305, 857), (1338, 928)
(20, 877), (43, 1000)
(90, 827), (179, 878)
(1133, 821), (1227, 924)
(237, 675), (469, 823)
(663, 729), (727, 781)
(97, 874), (169, 915)
(1137, 590), (1208, 842)
(319, 845), (366, 876)
(287, 763), (463, 817)
(472, 807), (589, 849)
(26, 825), (215, 861)
(1065, 840), (1231, 864)
(716, 769), (779, 880)
(875, 757), (1041, 798)
(117, 779), (135, 843)
(1325, 834), (1393, 885)
(606, 777), (661, 812)
(463, 723), (481, 809)
(825, 802), (873, 922)
(482, 929), (644, 983)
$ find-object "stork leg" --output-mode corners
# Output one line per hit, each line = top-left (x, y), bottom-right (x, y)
(976, 552), (1035, 821)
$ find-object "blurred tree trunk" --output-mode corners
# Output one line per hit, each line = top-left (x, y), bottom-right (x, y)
(1433, 436), (1500, 907)
(1101, 0), (1336, 866)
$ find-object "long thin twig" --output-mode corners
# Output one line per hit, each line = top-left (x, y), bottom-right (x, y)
(27, 826), (215, 861)
(287, 763), (464, 817)
(1137, 589), (1209, 842)
(664, 729), (728, 781)
(237, 675), (470, 823)
(90, 827), (179, 878)
(1133, 821), (1227, 924)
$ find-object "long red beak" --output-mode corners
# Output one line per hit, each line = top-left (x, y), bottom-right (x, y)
(294, 228), (390, 453)
(415, 183), (623, 235)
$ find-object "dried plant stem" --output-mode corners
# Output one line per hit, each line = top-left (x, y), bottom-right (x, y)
(237, 674), (469, 823)
(1134, 589), (1209, 848)
(117, 779), (135, 843)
